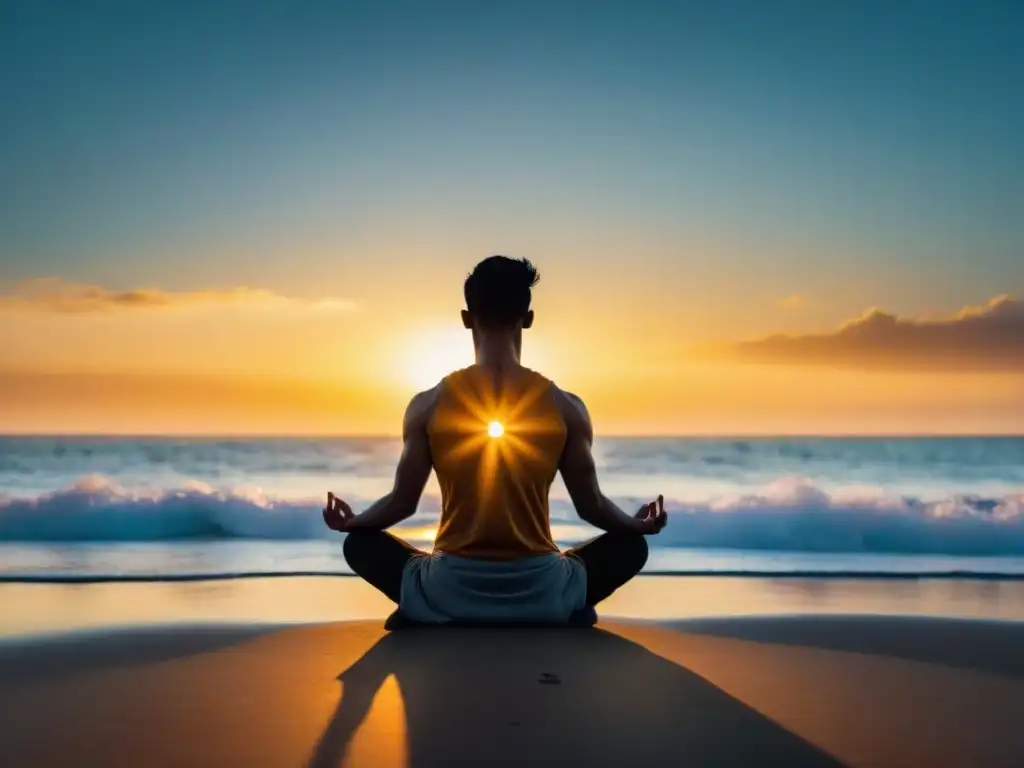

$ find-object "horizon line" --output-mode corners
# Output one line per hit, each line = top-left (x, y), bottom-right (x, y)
(2, 570), (1024, 584)
(1, 431), (1021, 440)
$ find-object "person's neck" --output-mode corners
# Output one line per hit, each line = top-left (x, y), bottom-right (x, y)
(474, 332), (521, 370)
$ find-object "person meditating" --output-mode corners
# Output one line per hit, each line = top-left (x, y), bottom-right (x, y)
(322, 255), (668, 628)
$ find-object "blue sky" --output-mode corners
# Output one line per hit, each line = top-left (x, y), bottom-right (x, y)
(1, 0), (1021, 315)
(1, 0), (1022, 434)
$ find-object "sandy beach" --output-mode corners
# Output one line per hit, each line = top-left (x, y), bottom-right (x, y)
(1, 615), (1022, 767)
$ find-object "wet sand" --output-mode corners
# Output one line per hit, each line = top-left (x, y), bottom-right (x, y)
(1, 616), (1023, 767)
(7, 573), (1024, 639)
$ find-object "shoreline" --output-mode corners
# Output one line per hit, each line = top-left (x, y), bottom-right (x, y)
(4, 569), (1024, 584)
(6, 575), (1024, 640)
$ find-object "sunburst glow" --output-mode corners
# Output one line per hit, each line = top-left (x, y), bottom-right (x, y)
(434, 372), (567, 510)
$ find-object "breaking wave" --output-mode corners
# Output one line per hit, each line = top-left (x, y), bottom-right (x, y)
(1, 475), (1023, 556)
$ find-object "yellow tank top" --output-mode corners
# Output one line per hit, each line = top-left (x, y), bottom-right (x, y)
(428, 365), (567, 560)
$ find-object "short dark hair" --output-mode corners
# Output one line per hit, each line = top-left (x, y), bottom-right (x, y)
(464, 255), (540, 328)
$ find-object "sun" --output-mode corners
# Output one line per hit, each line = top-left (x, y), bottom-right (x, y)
(403, 326), (475, 390)
(487, 420), (504, 438)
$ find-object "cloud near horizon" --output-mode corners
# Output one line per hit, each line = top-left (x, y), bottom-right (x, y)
(722, 295), (1024, 371)
(0, 278), (356, 314)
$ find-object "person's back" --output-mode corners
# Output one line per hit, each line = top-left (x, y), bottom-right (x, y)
(322, 255), (668, 627)
(429, 364), (566, 560)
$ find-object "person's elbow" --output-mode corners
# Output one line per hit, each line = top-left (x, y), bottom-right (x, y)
(571, 492), (604, 526)
(389, 487), (421, 520)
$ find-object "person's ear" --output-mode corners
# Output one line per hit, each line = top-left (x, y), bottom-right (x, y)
(522, 310), (534, 329)
(461, 310), (473, 329)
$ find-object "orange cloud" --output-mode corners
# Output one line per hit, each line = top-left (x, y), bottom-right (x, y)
(0, 278), (356, 314)
(727, 295), (1023, 370)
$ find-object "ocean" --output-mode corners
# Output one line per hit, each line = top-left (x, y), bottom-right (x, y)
(1, 436), (1023, 581)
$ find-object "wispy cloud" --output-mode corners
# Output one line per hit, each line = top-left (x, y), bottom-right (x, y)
(722, 295), (1024, 371)
(0, 278), (356, 314)
(776, 293), (806, 310)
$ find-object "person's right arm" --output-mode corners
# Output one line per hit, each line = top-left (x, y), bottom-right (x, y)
(556, 390), (667, 535)
(323, 387), (436, 532)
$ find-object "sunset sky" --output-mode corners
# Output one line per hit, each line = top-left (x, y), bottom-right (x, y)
(1, 1), (1021, 435)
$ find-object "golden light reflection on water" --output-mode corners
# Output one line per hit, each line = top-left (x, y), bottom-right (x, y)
(395, 525), (439, 546)
(400, 522), (595, 549)
(0, 578), (393, 638)
(3, 576), (1024, 639)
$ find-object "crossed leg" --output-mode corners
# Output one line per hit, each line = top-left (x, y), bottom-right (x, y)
(344, 529), (648, 610)
(343, 530), (424, 604)
(565, 531), (649, 606)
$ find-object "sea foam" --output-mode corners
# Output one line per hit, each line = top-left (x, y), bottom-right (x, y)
(1, 475), (1023, 556)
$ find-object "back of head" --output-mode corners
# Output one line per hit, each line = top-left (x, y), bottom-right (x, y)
(463, 255), (540, 329)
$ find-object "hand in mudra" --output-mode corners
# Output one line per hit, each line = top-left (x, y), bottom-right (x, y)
(323, 492), (355, 531)
(635, 494), (668, 535)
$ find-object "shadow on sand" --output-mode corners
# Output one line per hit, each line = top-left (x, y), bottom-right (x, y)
(671, 615), (1024, 679)
(0, 624), (277, 686)
(309, 626), (846, 767)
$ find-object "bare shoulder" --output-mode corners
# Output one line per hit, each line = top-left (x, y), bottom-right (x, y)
(404, 384), (442, 433)
(551, 385), (589, 415)
(551, 385), (593, 436)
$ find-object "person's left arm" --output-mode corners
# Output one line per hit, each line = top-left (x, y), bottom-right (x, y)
(323, 389), (435, 532)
